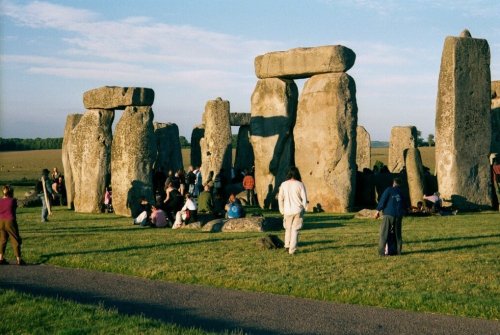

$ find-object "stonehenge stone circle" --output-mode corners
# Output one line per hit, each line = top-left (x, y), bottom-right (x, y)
(154, 122), (184, 174)
(388, 126), (417, 173)
(69, 109), (114, 213)
(492, 81), (500, 154)
(436, 30), (492, 210)
(356, 125), (371, 171)
(200, 98), (232, 184)
(229, 113), (251, 126)
(255, 45), (356, 79)
(83, 86), (154, 110)
(295, 73), (358, 213)
(405, 148), (425, 207)
(250, 78), (298, 209)
(234, 125), (254, 173)
(190, 125), (205, 168)
(111, 106), (156, 217)
(61, 113), (83, 209)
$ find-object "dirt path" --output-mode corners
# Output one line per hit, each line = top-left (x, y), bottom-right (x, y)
(1, 264), (498, 335)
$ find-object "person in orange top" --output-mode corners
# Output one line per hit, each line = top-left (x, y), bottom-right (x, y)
(242, 170), (256, 206)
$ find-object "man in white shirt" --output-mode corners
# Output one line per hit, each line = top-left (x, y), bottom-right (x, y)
(278, 166), (308, 255)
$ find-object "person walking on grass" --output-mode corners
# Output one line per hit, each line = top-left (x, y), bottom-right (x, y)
(374, 177), (408, 256)
(0, 185), (25, 265)
(38, 168), (53, 222)
(278, 166), (308, 255)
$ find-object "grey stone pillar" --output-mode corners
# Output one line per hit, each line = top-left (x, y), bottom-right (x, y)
(190, 125), (205, 168)
(388, 126), (417, 173)
(356, 125), (371, 171)
(405, 148), (425, 207)
(62, 113), (83, 209)
(234, 125), (254, 173)
(154, 122), (184, 174)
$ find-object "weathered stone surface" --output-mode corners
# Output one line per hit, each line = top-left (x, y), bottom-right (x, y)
(201, 218), (225, 232)
(436, 32), (491, 210)
(250, 78), (298, 209)
(388, 126), (417, 173)
(222, 217), (265, 232)
(234, 125), (254, 173)
(405, 148), (425, 207)
(190, 125), (205, 168)
(69, 110), (114, 213)
(255, 45), (356, 79)
(154, 122), (184, 174)
(62, 113), (83, 209)
(111, 106), (156, 217)
(200, 98), (232, 185)
(229, 113), (251, 126)
(354, 209), (378, 219)
(83, 86), (154, 110)
(179, 221), (202, 230)
(492, 81), (500, 154)
(295, 73), (358, 213)
(356, 126), (371, 171)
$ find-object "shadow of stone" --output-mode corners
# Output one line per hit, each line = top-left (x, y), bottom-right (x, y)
(404, 242), (500, 255)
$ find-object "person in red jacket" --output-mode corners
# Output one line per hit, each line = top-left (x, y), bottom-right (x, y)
(0, 185), (25, 265)
(242, 170), (255, 206)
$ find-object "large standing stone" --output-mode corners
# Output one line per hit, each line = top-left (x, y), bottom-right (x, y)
(230, 113), (251, 126)
(234, 126), (254, 174)
(356, 126), (371, 171)
(69, 110), (114, 213)
(190, 125), (205, 168)
(250, 78), (298, 209)
(154, 122), (184, 174)
(111, 106), (156, 217)
(200, 98), (232, 184)
(62, 113), (83, 209)
(491, 81), (500, 154)
(255, 45), (356, 79)
(295, 73), (357, 213)
(436, 30), (491, 210)
(388, 126), (417, 173)
(83, 86), (154, 110)
(405, 148), (425, 207)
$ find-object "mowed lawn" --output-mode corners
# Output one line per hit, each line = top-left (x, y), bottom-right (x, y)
(2, 206), (498, 321)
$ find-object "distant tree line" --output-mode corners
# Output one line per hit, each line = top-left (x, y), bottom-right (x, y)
(0, 138), (63, 151)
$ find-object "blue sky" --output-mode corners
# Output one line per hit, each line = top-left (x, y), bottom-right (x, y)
(1, 0), (499, 140)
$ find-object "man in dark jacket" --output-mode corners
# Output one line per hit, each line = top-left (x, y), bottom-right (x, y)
(375, 177), (407, 255)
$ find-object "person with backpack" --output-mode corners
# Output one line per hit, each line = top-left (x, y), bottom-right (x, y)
(225, 193), (244, 218)
(374, 177), (408, 256)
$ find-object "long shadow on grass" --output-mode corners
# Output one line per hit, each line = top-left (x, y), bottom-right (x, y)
(1, 284), (278, 335)
(406, 233), (500, 244)
(36, 236), (251, 264)
(301, 214), (351, 230)
(405, 242), (500, 254)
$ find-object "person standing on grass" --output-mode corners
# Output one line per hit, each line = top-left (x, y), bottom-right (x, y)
(374, 177), (407, 256)
(0, 185), (25, 265)
(38, 168), (53, 222)
(278, 166), (308, 255)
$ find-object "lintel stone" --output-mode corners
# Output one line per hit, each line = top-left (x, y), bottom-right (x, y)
(83, 86), (155, 110)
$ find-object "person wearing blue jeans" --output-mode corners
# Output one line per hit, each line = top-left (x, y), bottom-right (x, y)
(374, 177), (407, 255)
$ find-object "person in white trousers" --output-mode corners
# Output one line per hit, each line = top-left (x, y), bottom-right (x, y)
(278, 166), (308, 255)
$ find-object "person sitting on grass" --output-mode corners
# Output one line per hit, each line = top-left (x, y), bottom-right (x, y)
(225, 193), (244, 219)
(133, 197), (151, 227)
(197, 184), (214, 214)
(172, 193), (198, 229)
(0, 185), (25, 265)
(151, 202), (167, 228)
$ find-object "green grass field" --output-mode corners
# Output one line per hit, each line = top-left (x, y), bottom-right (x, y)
(2, 206), (498, 322)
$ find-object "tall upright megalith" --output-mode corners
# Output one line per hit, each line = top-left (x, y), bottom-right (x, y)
(250, 78), (298, 209)
(190, 125), (205, 168)
(295, 73), (358, 212)
(356, 126), (371, 171)
(491, 81), (500, 154)
(405, 147), (425, 207)
(111, 106), (156, 217)
(69, 110), (114, 213)
(200, 98), (232, 184)
(436, 30), (491, 210)
(388, 126), (417, 173)
(62, 113), (83, 209)
(154, 122), (184, 174)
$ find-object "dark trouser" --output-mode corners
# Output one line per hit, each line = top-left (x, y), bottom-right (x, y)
(378, 215), (402, 256)
(0, 219), (22, 258)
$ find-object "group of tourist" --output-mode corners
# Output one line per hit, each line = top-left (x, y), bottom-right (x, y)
(132, 165), (256, 229)
(37, 167), (67, 222)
